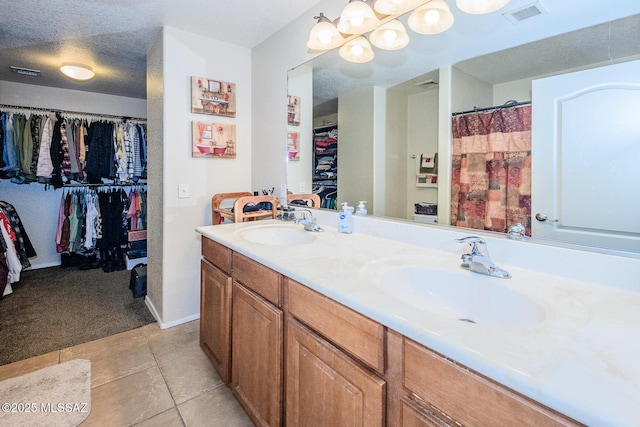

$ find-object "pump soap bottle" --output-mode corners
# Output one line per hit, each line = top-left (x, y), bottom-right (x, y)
(355, 201), (367, 216)
(338, 202), (354, 233)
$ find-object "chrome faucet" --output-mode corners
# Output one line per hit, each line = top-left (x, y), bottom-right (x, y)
(294, 209), (324, 232)
(456, 236), (511, 279)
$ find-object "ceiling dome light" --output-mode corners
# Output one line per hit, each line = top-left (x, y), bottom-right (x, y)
(374, 0), (424, 15)
(370, 20), (410, 50)
(456, 0), (510, 14)
(337, 0), (380, 35)
(408, 0), (454, 34)
(60, 63), (95, 81)
(307, 13), (344, 50)
(339, 36), (375, 63)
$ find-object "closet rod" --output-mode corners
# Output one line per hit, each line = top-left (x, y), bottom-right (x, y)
(62, 182), (147, 188)
(0, 103), (146, 122)
(452, 100), (531, 117)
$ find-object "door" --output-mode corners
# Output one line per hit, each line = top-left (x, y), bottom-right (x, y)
(532, 60), (640, 252)
(286, 318), (385, 427)
(231, 282), (283, 427)
(200, 259), (232, 384)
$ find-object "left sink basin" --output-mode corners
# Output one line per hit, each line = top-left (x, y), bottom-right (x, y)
(237, 224), (318, 246)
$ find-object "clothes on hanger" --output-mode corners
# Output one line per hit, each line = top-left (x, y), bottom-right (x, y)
(1, 107), (147, 186)
(0, 201), (37, 296)
(54, 186), (147, 272)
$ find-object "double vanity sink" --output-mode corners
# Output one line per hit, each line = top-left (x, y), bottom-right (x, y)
(197, 217), (640, 426)
(235, 222), (586, 331)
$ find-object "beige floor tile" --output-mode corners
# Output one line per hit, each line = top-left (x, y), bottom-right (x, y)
(178, 385), (254, 427)
(81, 366), (174, 427)
(0, 350), (60, 381)
(159, 348), (224, 404)
(133, 407), (185, 427)
(145, 320), (201, 364)
(61, 328), (145, 358)
(60, 329), (156, 388)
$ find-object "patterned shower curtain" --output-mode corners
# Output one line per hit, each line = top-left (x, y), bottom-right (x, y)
(450, 105), (532, 235)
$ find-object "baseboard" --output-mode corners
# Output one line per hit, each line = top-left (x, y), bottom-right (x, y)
(144, 297), (200, 330)
(28, 261), (61, 270)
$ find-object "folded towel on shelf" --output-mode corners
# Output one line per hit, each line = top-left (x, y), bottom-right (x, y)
(419, 152), (438, 174)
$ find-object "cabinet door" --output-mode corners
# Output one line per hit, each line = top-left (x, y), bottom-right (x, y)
(231, 282), (283, 427)
(200, 259), (232, 384)
(286, 318), (385, 427)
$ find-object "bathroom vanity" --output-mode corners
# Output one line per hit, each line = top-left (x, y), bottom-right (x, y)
(196, 214), (640, 427)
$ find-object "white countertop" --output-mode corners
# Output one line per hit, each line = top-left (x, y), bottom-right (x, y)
(196, 216), (640, 427)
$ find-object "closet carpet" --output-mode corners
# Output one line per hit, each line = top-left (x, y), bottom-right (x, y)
(0, 266), (156, 366)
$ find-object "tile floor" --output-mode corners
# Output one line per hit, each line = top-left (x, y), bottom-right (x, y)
(0, 321), (255, 426)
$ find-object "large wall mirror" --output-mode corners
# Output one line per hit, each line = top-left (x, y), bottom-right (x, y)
(287, 5), (640, 255)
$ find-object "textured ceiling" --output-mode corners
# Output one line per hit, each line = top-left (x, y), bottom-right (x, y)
(2, 1), (640, 103)
(0, 0), (324, 99)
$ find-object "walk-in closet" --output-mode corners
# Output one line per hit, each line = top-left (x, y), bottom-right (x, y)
(0, 102), (155, 366)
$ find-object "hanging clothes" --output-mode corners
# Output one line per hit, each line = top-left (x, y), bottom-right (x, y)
(0, 202), (36, 295)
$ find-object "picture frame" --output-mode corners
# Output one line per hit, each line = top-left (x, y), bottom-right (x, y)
(191, 76), (236, 118)
(287, 95), (300, 126)
(192, 121), (237, 158)
(288, 131), (299, 161)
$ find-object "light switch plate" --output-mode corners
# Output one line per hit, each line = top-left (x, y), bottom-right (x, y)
(178, 184), (190, 199)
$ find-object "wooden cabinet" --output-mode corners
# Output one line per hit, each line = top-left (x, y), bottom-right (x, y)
(231, 254), (283, 427)
(200, 238), (583, 427)
(200, 238), (232, 384)
(286, 318), (385, 427)
(398, 336), (581, 427)
(285, 278), (386, 426)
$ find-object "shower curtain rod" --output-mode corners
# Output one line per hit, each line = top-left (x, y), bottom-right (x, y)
(0, 103), (146, 123)
(452, 100), (531, 117)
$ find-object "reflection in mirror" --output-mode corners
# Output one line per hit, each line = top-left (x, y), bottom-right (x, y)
(287, 11), (640, 254)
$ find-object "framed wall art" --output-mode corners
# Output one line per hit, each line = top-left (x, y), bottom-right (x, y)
(191, 76), (236, 118)
(192, 121), (236, 158)
(287, 95), (300, 126)
(287, 131), (299, 161)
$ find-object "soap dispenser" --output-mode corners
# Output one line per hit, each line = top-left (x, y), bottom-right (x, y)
(355, 201), (367, 216)
(338, 202), (354, 234)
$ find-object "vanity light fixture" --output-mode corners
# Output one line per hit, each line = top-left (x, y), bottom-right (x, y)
(60, 63), (95, 81)
(307, 13), (345, 50)
(456, 0), (510, 14)
(374, 0), (424, 15)
(339, 36), (376, 63)
(408, 0), (454, 35)
(337, 0), (381, 34)
(370, 19), (410, 50)
(308, 0), (511, 63)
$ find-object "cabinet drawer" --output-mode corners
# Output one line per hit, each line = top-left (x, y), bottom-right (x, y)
(286, 278), (385, 374)
(403, 338), (580, 427)
(202, 237), (232, 274)
(232, 252), (282, 307)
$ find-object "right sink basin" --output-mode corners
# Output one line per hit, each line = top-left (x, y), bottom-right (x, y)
(370, 263), (545, 329)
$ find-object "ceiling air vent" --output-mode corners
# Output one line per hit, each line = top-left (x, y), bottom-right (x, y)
(10, 66), (41, 77)
(503, 1), (548, 24)
(415, 79), (438, 88)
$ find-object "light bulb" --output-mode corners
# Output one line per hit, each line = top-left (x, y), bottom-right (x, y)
(383, 29), (398, 42)
(351, 45), (364, 56)
(424, 9), (440, 24)
(350, 16), (364, 27)
(392, 0), (403, 4)
(318, 31), (332, 44)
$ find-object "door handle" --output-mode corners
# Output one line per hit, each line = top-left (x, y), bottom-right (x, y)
(535, 212), (558, 222)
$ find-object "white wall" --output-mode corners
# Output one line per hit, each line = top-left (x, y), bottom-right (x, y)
(148, 27), (252, 327)
(0, 80), (146, 268)
(385, 90), (408, 219)
(338, 87), (375, 209)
